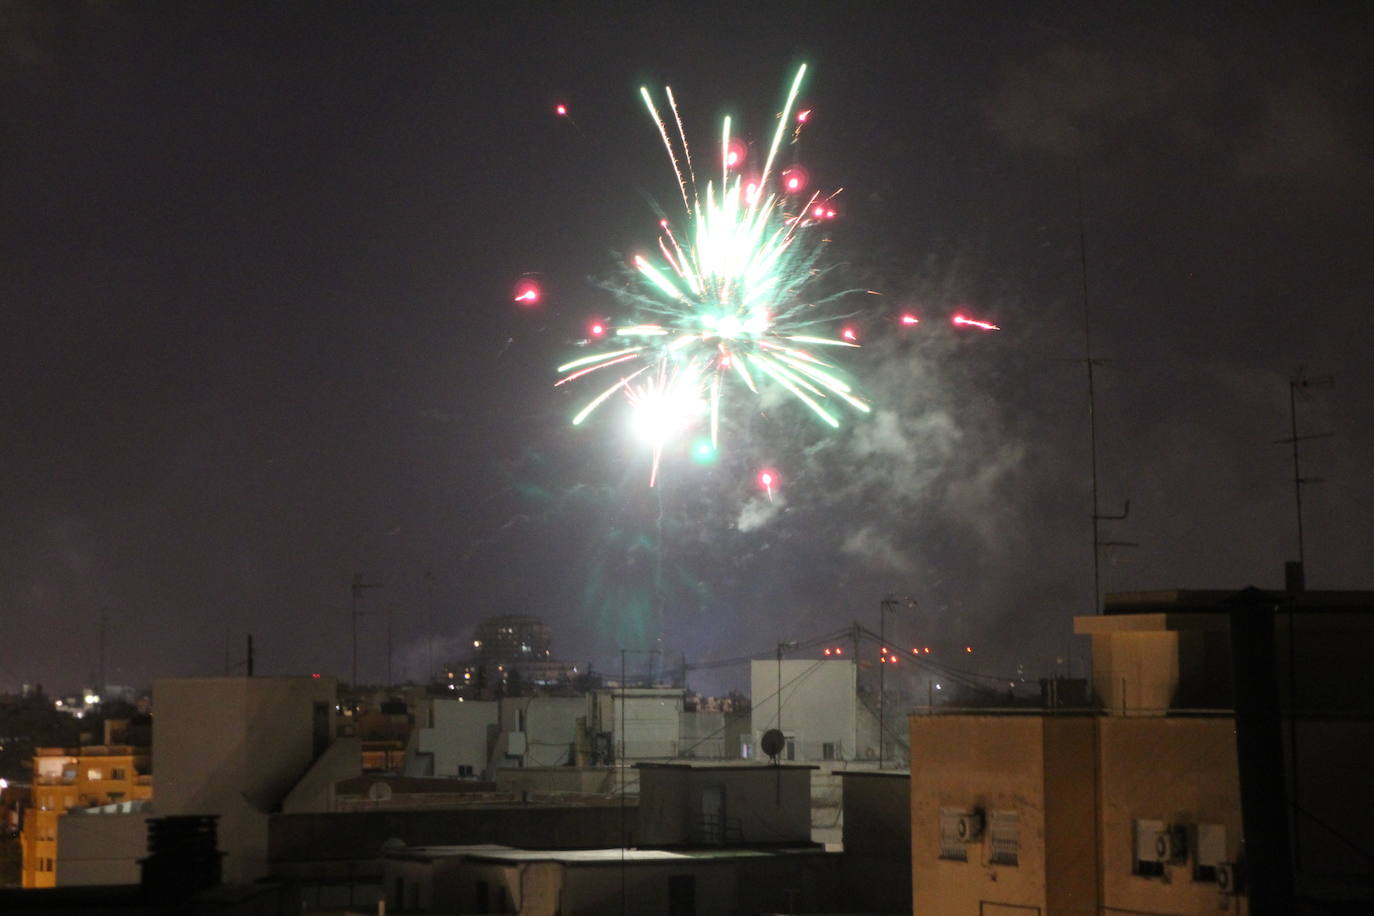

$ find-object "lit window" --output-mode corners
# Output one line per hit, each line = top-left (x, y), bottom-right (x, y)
(87, 769), (103, 781)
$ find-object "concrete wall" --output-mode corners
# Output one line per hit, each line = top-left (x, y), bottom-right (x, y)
(613, 690), (686, 760)
(405, 698), (497, 778)
(840, 772), (911, 913)
(282, 736), (361, 813)
(1089, 629), (1182, 713)
(750, 659), (859, 761)
(519, 696), (587, 767)
(153, 675), (338, 882)
(413, 851), (842, 916)
(270, 805), (632, 863)
(495, 766), (617, 797)
(637, 764), (812, 847)
(561, 860), (737, 916)
(911, 715), (1051, 915)
(55, 810), (146, 886)
(1042, 716), (1099, 916)
(1097, 715), (1241, 915)
(677, 710), (725, 759)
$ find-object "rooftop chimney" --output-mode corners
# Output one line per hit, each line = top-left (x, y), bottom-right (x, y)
(140, 815), (223, 900)
(1285, 561), (1305, 593)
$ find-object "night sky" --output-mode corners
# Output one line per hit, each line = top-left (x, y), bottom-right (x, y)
(4, 2), (1371, 695)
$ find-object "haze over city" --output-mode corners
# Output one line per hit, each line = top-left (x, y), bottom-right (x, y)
(3, 2), (1371, 696)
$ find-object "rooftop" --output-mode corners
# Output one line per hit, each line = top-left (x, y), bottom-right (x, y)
(387, 843), (827, 865)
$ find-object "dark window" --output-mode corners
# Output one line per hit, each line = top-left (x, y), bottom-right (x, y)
(476, 880), (489, 911)
(822, 742), (836, 760)
(668, 874), (696, 916)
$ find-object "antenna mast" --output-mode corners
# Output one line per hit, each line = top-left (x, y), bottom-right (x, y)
(1076, 165), (1131, 612)
(1274, 368), (1333, 570)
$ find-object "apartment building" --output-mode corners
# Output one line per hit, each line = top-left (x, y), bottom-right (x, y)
(909, 581), (1374, 915)
(20, 722), (151, 887)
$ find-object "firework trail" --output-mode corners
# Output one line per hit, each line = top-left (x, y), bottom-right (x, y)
(556, 65), (871, 485)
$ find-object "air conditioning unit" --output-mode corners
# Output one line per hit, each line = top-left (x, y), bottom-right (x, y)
(1154, 825), (1188, 863)
(956, 812), (984, 841)
(1216, 861), (1245, 896)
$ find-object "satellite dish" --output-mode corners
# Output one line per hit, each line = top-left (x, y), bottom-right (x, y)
(760, 728), (785, 763)
(367, 781), (393, 801)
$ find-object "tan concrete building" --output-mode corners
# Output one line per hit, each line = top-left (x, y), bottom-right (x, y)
(152, 675), (359, 883)
(910, 586), (1374, 915)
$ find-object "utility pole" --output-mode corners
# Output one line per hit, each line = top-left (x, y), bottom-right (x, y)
(776, 641), (798, 743)
(879, 596), (916, 768)
(852, 622), (861, 759)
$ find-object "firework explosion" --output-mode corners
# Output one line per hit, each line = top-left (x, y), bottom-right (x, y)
(556, 65), (870, 485)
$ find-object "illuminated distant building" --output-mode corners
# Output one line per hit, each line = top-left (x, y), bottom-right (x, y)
(20, 720), (151, 888)
(444, 615), (577, 692)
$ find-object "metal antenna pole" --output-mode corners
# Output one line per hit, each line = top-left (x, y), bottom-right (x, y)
(98, 609), (107, 695)
(350, 574), (384, 708)
(1074, 163), (1133, 612)
(1275, 369), (1333, 569)
(879, 601), (887, 768)
(424, 568), (435, 682)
